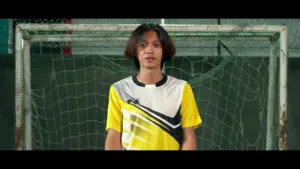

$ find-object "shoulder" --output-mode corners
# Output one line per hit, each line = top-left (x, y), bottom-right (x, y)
(165, 75), (189, 88)
(164, 75), (193, 96)
(109, 75), (135, 95)
(111, 76), (133, 88)
(165, 75), (194, 96)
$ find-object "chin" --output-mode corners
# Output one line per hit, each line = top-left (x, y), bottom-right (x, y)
(143, 64), (159, 70)
(144, 66), (157, 70)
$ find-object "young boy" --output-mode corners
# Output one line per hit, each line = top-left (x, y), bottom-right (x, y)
(105, 23), (202, 150)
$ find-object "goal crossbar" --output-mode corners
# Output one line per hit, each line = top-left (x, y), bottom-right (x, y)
(17, 23), (286, 33)
(29, 34), (275, 42)
(17, 24), (284, 41)
(14, 23), (288, 151)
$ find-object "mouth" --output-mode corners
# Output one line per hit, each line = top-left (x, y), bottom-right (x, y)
(145, 56), (155, 61)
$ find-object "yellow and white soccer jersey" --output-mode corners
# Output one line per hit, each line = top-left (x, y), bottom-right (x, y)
(106, 74), (202, 150)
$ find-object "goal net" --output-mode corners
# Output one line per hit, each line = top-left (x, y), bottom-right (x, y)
(15, 23), (288, 150)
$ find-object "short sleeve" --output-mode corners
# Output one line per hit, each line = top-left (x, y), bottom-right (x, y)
(106, 86), (122, 133)
(180, 82), (202, 129)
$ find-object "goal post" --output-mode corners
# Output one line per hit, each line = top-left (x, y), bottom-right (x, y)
(14, 23), (288, 150)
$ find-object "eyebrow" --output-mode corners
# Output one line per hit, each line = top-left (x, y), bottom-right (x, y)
(138, 39), (161, 43)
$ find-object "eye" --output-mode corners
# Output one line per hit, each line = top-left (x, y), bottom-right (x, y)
(138, 43), (146, 48)
(154, 44), (161, 48)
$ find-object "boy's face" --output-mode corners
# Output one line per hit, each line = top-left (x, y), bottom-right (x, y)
(136, 30), (163, 70)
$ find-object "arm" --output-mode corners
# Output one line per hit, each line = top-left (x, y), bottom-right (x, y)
(105, 86), (123, 150)
(181, 127), (197, 150)
(105, 129), (122, 150)
(180, 82), (202, 150)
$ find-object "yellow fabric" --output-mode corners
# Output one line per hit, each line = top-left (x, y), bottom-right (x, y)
(106, 82), (202, 150)
(180, 83), (202, 129)
(105, 86), (122, 133)
(121, 108), (179, 150)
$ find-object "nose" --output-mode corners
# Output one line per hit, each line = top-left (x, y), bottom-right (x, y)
(146, 45), (154, 54)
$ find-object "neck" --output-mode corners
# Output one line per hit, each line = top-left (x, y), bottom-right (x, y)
(137, 68), (163, 85)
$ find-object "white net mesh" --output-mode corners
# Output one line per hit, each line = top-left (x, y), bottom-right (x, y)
(16, 20), (283, 150)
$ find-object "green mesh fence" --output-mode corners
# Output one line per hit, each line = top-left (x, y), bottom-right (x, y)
(15, 19), (284, 150)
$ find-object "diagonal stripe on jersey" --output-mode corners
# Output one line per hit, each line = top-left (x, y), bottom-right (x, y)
(126, 100), (183, 145)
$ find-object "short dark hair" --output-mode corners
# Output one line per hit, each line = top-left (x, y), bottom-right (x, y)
(124, 23), (176, 70)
